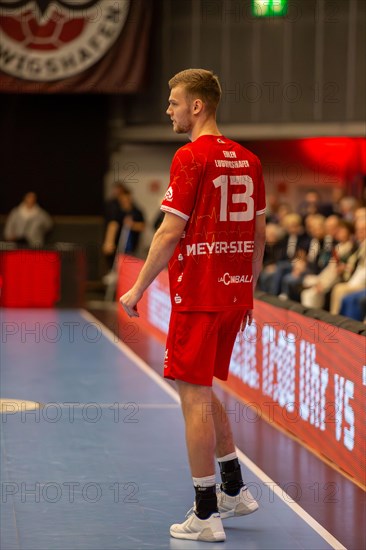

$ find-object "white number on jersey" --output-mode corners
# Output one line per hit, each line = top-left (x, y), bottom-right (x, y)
(213, 175), (254, 222)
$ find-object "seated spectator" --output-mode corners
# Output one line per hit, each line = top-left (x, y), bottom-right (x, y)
(301, 220), (356, 309)
(324, 215), (340, 246)
(354, 206), (366, 224)
(258, 223), (286, 293)
(102, 185), (145, 269)
(339, 289), (366, 322)
(3, 191), (53, 247)
(360, 293), (366, 322)
(281, 214), (335, 301)
(330, 216), (366, 314)
(330, 187), (346, 217)
(307, 214), (337, 271)
(298, 189), (334, 221)
(268, 213), (310, 296)
(265, 194), (281, 223)
(277, 202), (293, 226)
(338, 196), (359, 222)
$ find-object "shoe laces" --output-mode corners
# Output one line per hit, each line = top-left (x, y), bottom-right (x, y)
(185, 503), (196, 519)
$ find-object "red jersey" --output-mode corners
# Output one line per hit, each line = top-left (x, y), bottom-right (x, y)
(161, 134), (266, 311)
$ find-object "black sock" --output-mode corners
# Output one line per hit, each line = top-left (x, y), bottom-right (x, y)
(194, 485), (218, 520)
(219, 458), (244, 496)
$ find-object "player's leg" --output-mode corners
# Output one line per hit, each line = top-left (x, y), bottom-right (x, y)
(213, 310), (259, 518)
(211, 390), (235, 458)
(176, 380), (216, 478)
(211, 389), (244, 494)
(170, 380), (225, 542)
(166, 313), (225, 542)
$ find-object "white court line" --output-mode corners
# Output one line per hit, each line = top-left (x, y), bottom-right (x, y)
(81, 309), (346, 550)
(235, 448), (346, 550)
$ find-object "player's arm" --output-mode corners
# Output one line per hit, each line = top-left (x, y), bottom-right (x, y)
(120, 212), (186, 317)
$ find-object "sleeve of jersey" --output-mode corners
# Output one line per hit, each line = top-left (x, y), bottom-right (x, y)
(160, 147), (200, 222)
(256, 160), (266, 216)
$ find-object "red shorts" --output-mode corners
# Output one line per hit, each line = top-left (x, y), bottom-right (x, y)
(163, 309), (246, 386)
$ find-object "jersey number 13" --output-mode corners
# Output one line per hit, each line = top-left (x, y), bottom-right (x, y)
(213, 175), (254, 222)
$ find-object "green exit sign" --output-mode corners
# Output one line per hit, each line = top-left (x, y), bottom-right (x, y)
(252, 0), (288, 17)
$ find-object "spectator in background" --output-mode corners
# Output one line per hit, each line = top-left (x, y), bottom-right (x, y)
(330, 187), (346, 217)
(276, 202), (293, 226)
(354, 206), (366, 224)
(298, 189), (334, 221)
(269, 213), (310, 296)
(301, 220), (356, 309)
(119, 190), (145, 253)
(330, 216), (366, 314)
(258, 223), (286, 293)
(307, 214), (338, 271)
(339, 288), (366, 322)
(4, 191), (53, 247)
(360, 293), (366, 322)
(280, 214), (331, 301)
(104, 182), (127, 227)
(298, 190), (320, 218)
(339, 196), (359, 222)
(265, 194), (281, 223)
(102, 185), (145, 269)
(324, 215), (341, 246)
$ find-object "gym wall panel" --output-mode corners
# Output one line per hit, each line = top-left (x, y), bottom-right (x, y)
(121, 0), (365, 126)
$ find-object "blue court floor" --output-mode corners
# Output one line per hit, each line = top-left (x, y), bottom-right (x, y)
(0, 309), (350, 549)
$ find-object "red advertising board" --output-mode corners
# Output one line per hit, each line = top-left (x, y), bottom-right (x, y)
(0, 250), (60, 307)
(227, 302), (366, 487)
(117, 255), (366, 487)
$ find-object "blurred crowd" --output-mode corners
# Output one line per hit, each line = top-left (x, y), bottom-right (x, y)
(3, 185), (365, 323)
(259, 189), (366, 322)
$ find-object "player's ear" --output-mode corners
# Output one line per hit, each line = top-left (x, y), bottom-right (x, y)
(192, 99), (203, 114)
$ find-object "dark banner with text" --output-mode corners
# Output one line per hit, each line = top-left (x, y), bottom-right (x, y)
(0, 0), (152, 93)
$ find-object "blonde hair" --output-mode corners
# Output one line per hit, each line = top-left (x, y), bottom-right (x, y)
(282, 213), (302, 229)
(168, 69), (222, 113)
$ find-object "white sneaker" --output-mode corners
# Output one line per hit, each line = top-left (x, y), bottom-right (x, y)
(217, 485), (259, 519)
(170, 509), (226, 542)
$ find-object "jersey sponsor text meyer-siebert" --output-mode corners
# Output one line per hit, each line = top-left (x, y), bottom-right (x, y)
(185, 240), (254, 256)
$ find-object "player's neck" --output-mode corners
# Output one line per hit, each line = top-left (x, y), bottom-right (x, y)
(189, 119), (221, 142)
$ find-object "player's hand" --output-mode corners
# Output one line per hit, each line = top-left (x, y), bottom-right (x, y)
(119, 288), (142, 318)
(240, 310), (253, 331)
